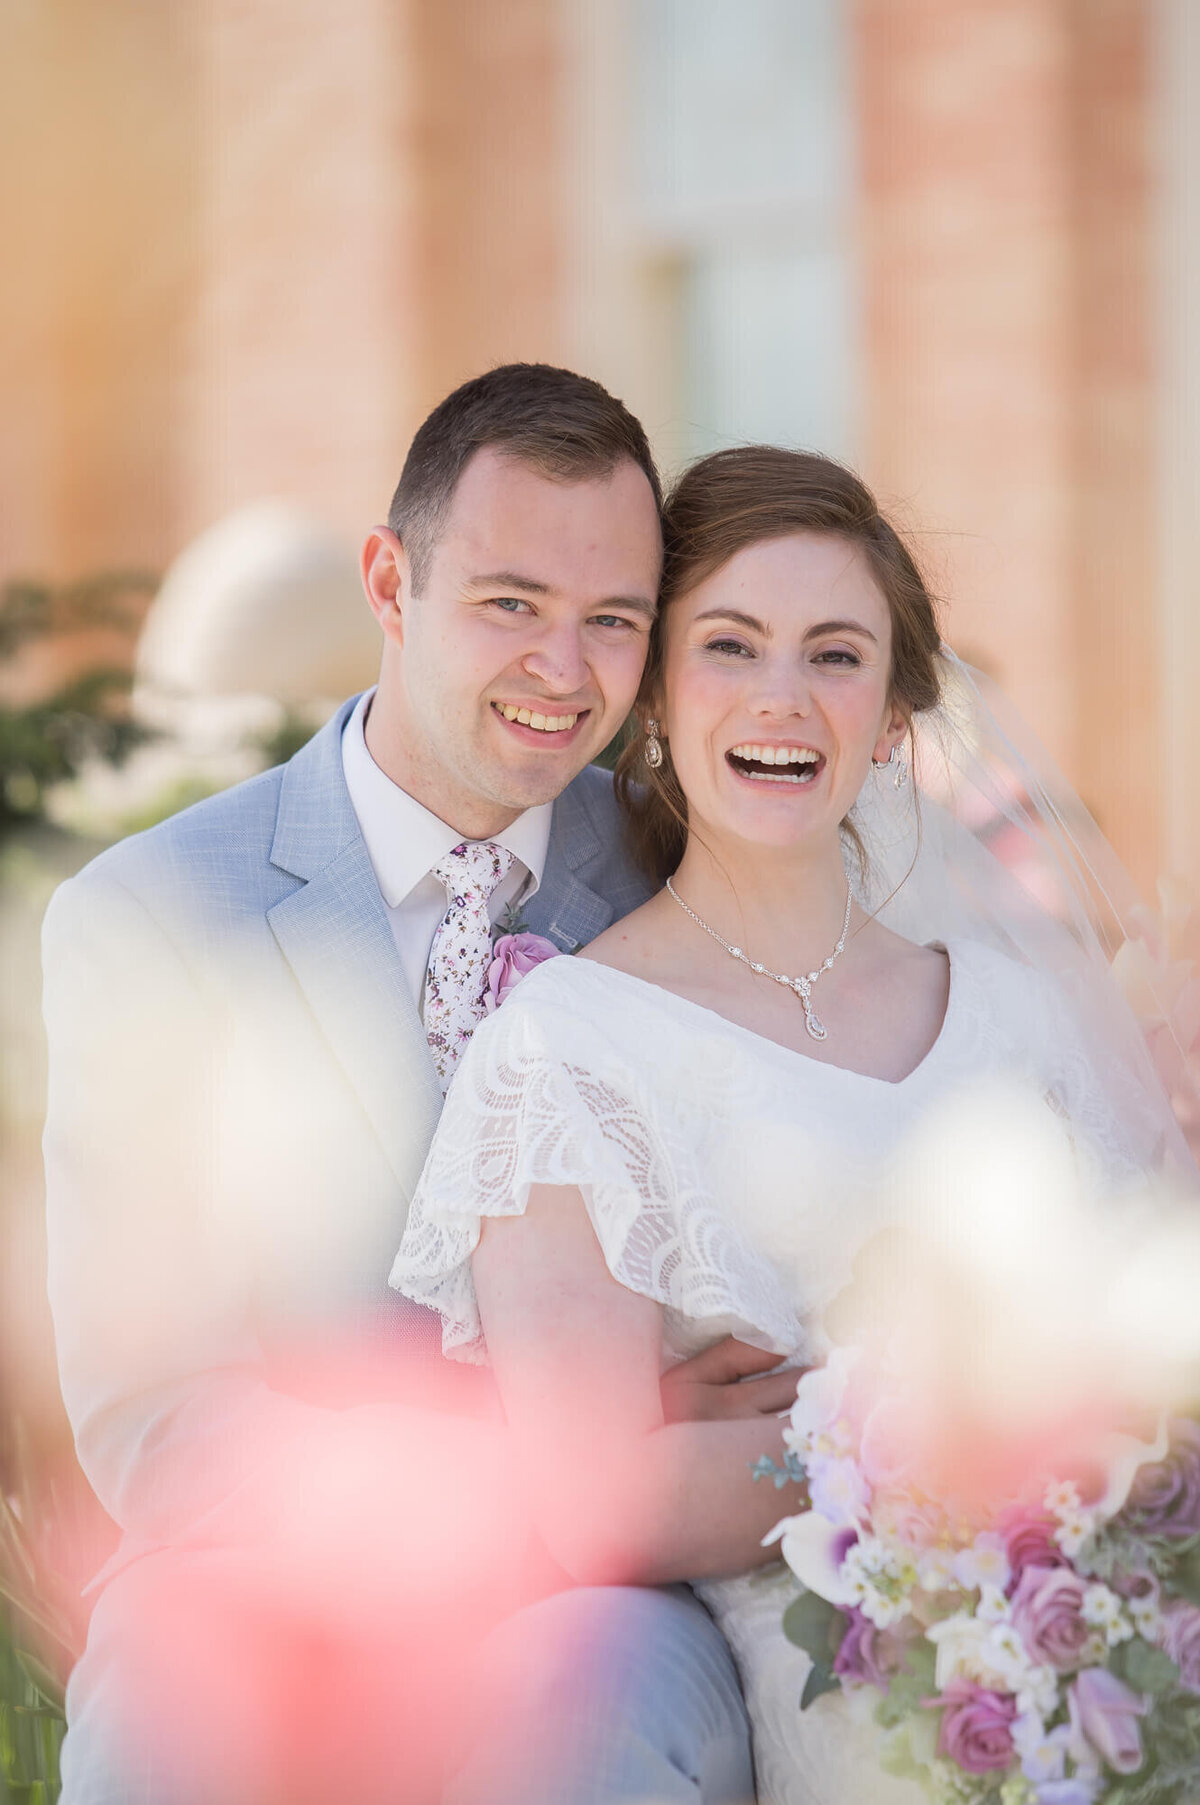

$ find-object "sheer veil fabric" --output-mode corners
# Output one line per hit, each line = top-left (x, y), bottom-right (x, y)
(854, 650), (1199, 1183)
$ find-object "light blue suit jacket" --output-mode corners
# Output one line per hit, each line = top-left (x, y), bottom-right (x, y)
(43, 696), (655, 1562)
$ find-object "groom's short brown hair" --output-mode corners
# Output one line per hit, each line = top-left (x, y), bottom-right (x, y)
(388, 363), (662, 592)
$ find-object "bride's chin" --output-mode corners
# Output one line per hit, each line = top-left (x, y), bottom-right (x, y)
(690, 812), (838, 859)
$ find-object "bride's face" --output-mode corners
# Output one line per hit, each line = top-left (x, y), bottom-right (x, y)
(659, 531), (906, 854)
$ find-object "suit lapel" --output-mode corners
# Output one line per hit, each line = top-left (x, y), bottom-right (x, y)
(267, 702), (442, 1198)
(264, 708), (623, 1194)
(523, 777), (615, 951)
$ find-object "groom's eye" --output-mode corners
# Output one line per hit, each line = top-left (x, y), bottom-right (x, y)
(591, 613), (638, 631)
(489, 597), (533, 615)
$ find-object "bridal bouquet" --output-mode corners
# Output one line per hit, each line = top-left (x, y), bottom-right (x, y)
(764, 1349), (1200, 1805)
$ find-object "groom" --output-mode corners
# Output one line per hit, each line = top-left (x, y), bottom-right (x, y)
(43, 365), (785, 1803)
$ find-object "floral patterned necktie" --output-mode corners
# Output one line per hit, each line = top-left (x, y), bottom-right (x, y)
(422, 840), (515, 1092)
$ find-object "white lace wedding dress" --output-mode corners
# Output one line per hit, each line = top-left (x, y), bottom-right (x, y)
(390, 939), (1148, 1805)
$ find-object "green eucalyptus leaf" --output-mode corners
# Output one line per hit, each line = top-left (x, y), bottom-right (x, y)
(782, 1590), (842, 1662)
(1166, 1548), (1200, 1610)
(1110, 1637), (1181, 1696)
(800, 1661), (841, 1710)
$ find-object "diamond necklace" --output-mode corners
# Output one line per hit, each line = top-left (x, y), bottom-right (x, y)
(664, 877), (854, 1042)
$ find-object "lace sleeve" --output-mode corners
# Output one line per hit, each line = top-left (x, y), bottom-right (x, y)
(389, 976), (801, 1364)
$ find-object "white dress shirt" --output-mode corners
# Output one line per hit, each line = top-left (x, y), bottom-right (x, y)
(340, 690), (553, 1007)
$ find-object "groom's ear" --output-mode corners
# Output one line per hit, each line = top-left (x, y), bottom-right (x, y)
(360, 527), (410, 648)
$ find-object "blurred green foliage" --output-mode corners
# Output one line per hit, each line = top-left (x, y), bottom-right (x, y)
(0, 575), (157, 837)
(593, 715), (635, 773)
(0, 1468), (78, 1804)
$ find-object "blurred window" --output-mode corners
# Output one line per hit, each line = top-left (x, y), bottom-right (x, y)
(631, 0), (855, 460)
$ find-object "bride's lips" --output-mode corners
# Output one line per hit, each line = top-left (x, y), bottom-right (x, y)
(725, 742), (826, 788)
(491, 700), (591, 747)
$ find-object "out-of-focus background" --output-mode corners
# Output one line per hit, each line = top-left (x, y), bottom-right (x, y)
(1, 0), (1198, 1785)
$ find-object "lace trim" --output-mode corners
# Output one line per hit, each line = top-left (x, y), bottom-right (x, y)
(390, 990), (802, 1365)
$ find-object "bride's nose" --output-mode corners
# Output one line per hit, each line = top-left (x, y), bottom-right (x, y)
(748, 658), (812, 719)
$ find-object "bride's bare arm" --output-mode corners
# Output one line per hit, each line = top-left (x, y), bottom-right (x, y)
(472, 1181), (799, 1587)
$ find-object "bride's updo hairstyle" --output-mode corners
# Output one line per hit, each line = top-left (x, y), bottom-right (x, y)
(615, 447), (943, 882)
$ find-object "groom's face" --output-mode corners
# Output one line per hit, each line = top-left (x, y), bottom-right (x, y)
(371, 447), (661, 831)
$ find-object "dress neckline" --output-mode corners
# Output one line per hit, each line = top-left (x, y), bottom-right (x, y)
(567, 939), (959, 1089)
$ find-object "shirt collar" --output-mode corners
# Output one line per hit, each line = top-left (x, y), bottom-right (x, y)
(340, 689), (553, 908)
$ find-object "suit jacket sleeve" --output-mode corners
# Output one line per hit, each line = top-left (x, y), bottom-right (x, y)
(42, 865), (369, 1550)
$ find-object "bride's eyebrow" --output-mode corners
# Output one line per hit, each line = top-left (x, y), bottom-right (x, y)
(804, 618), (877, 642)
(692, 607), (768, 634)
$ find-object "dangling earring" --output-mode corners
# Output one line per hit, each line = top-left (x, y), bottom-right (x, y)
(644, 718), (664, 770)
(891, 742), (908, 790)
(872, 743), (908, 790)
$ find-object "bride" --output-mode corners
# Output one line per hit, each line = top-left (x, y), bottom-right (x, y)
(391, 447), (1192, 1804)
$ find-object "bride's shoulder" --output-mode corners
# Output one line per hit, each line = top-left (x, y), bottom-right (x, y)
(471, 944), (647, 1054)
(944, 935), (1071, 1040)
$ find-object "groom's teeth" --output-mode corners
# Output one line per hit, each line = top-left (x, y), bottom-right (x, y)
(495, 704), (580, 733)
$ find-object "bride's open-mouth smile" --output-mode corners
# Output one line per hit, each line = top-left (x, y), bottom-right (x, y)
(725, 741), (826, 787)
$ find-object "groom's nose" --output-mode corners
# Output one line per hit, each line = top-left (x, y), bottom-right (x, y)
(520, 620), (590, 696)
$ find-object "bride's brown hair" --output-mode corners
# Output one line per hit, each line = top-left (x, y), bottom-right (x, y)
(614, 447), (943, 883)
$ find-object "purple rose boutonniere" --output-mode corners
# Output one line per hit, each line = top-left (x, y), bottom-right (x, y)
(484, 931), (560, 1012)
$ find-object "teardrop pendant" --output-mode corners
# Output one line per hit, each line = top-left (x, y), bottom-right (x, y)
(664, 877), (853, 1044)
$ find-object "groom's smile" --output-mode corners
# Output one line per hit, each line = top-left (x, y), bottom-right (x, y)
(489, 700), (590, 746)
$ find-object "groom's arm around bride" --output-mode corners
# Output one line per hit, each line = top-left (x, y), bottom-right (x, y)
(43, 364), (772, 1805)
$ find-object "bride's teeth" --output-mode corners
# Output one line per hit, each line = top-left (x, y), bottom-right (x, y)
(729, 743), (821, 765)
(501, 704), (519, 721)
(516, 708), (532, 724)
(529, 713), (546, 730)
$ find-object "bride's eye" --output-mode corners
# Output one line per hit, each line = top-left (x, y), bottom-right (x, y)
(704, 637), (754, 658)
(814, 648), (861, 667)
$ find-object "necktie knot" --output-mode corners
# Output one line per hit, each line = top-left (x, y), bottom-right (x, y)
(430, 840), (514, 907)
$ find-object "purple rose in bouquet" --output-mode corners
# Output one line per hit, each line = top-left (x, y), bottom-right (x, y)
(997, 1504), (1068, 1591)
(1158, 1600), (1200, 1695)
(831, 1608), (908, 1689)
(1069, 1666), (1149, 1775)
(484, 932), (559, 1012)
(1120, 1417), (1200, 1538)
(1010, 1564), (1092, 1670)
(930, 1680), (1016, 1774)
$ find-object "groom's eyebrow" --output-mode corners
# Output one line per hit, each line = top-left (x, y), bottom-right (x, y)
(469, 569), (554, 594)
(468, 571), (658, 620)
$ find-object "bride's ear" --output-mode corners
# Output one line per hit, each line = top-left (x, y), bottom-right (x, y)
(872, 702), (908, 766)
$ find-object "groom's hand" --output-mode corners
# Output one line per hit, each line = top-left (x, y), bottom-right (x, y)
(660, 1338), (803, 1423)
